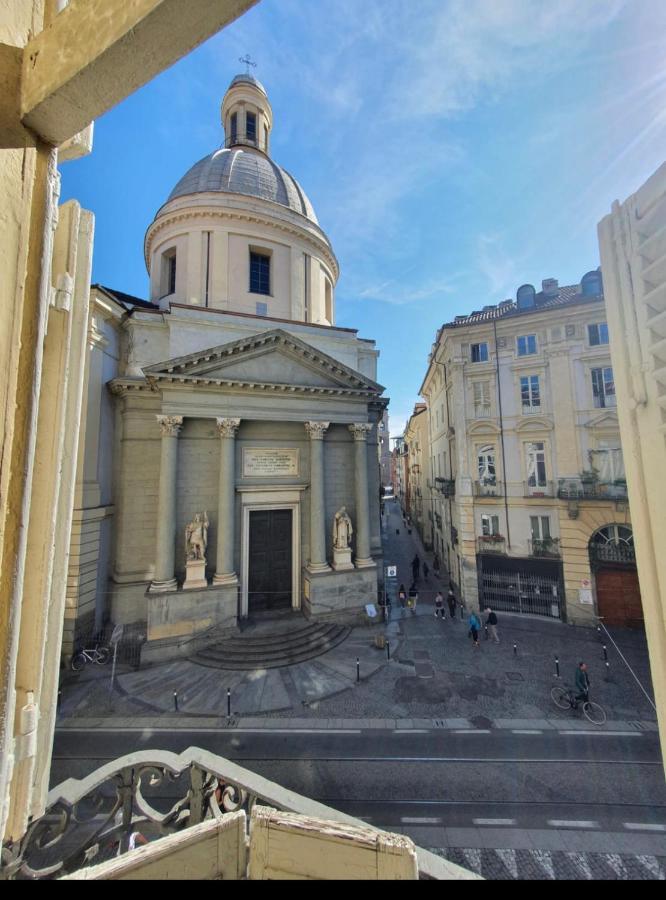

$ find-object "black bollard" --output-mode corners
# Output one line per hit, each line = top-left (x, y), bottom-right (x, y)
(597, 625), (602, 638)
(605, 660), (611, 680)
(460, 604), (464, 621)
(57, 689), (62, 711)
(356, 657), (360, 683)
(513, 643), (517, 657)
(227, 688), (231, 717)
(484, 625), (489, 641)
(602, 644), (608, 661)
(386, 640), (391, 661)
(555, 655), (560, 678)
(173, 691), (178, 712)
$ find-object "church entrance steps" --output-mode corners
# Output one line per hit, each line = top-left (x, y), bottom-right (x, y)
(191, 621), (351, 670)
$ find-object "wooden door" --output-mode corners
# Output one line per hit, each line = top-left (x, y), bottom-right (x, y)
(595, 568), (643, 627)
(248, 509), (292, 611)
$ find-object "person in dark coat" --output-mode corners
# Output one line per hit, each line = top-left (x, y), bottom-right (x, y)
(447, 587), (457, 619)
(484, 607), (499, 643)
(408, 583), (418, 614)
(574, 662), (590, 706)
(422, 561), (430, 581)
(411, 554), (420, 582)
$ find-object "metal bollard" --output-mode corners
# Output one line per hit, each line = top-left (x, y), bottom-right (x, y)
(173, 691), (178, 712)
(597, 625), (602, 638)
(484, 625), (489, 641)
(605, 660), (611, 680)
(460, 604), (464, 621)
(356, 657), (360, 683)
(227, 688), (231, 717)
(386, 640), (391, 661)
(513, 643), (517, 656)
(555, 655), (560, 678)
(57, 690), (62, 711)
(602, 644), (608, 661)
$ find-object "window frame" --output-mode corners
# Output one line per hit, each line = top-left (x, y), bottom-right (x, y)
(516, 333), (538, 356)
(471, 342), (489, 363)
(249, 249), (271, 296)
(520, 374), (541, 412)
(588, 322), (609, 346)
(525, 441), (548, 488)
(591, 366), (616, 408)
(481, 513), (500, 537)
(246, 110), (257, 143)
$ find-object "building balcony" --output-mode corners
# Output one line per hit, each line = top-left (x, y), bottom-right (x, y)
(474, 479), (502, 497)
(589, 541), (636, 566)
(557, 478), (628, 501)
(529, 537), (561, 558)
(477, 535), (506, 554)
(435, 477), (456, 497)
(524, 480), (555, 498)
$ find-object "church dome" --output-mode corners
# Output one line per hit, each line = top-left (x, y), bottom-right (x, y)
(166, 147), (320, 225)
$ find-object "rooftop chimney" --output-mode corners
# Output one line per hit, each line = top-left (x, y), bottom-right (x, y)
(542, 278), (559, 298)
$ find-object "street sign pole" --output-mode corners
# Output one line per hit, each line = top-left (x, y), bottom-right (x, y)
(109, 624), (124, 708)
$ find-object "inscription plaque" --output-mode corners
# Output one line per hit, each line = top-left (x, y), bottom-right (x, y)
(243, 448), (299, 477)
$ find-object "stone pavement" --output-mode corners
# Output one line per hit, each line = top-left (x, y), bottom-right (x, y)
(58, 499), (658, 725)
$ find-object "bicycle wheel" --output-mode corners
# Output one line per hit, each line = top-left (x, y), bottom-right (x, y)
(550, 686), (572, 710)
(583, 701), (606, 726)
(95, 647), (111, 665)
(71, 653), (86, 672)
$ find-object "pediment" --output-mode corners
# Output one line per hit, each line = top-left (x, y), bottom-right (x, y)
(143, 329), (383, 395)
(468, 420), (500, 436)
(514, 416), (554, 433)
(584, 411), (620, 430)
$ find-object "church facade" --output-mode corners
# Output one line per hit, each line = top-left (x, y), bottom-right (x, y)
(65, 73), (387, 660)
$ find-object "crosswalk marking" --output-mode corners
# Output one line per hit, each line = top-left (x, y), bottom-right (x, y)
(547, 820), (599, 829)
(532, 850), (556, 880)
(637, 855), (666, 880)
(473, 818), (516, 826)
(495, 849), (519, 879)
(624, 823), (666, 832)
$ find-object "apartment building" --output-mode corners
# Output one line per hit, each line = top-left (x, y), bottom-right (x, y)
(598, 162), (666, 770)
(404, 403), (429, 539)
(420, 272), (639, 626)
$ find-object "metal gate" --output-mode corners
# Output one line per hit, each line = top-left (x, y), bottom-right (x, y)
(480, 567), (562, 619)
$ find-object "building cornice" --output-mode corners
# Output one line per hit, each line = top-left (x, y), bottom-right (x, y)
(144, 204), (339, 282)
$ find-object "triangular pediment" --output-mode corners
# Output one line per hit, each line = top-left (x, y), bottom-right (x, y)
(584, 411), (620, 430)
(143, 329), (383, 395)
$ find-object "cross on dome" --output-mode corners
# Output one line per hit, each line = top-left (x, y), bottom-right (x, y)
(239, 54), (256, 75)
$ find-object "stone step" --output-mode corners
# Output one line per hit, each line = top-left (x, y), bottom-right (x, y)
(222, 622), (342, 651)
(192, 623), (350, 670)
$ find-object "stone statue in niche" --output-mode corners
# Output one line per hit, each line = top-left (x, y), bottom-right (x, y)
(184, 512), (209, 590)
(186, 511), (209, 561)
(333, 506), (353, 549)
(332, 506), (354, 571)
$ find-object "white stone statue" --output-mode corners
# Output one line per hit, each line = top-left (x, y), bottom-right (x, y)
(186, 511), (209, 561)
(333, 506), (353, 550)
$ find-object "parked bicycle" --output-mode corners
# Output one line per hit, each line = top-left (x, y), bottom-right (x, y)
(70, 643), (111, 671)
(550, 685), (606, 725)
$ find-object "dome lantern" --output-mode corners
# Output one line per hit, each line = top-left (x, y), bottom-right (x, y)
(221, 62), (272, 155)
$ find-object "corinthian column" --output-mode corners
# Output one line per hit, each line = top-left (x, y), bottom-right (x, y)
(150, 415), (183, 592)
(213, 417), (241, 584)
(349, 423), (374, 568)
(305, 421), (331, 572)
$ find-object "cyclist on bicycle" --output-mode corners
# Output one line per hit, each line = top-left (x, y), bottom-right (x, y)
(573, 661), (590, 707)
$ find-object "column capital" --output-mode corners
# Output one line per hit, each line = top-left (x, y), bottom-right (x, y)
(216, 417), (241, 438)
(349, 423), (373, 442)
(304, 421), (330, 440)
(156, 415), (183, 437)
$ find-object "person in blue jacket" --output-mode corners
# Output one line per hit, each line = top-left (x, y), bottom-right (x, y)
(468, 611), (481, 647)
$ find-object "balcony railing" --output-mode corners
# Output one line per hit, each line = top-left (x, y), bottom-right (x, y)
(477, 535), (506, 554)
(529, 537), (561, 558)
(435, 477), (456, 497)
(589, 541), (636, 565)
(474, 480), (502, 497)
(557, 478), (628, 501)
(524, 480), (555, 498)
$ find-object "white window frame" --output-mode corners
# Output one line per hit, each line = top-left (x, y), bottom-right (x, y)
(591, 366), (616, 408)
(517, 334), (537, 356)
(472, 380), (491, 418)
(471, 342), (489, 363)
(525, 441), (548, 489)
(477, 444), (496, 486)
(530, 515), (551, 540)
(588, 322), (609, 346)
(481, 514), (500, 536)
(520, 374), (541, 413)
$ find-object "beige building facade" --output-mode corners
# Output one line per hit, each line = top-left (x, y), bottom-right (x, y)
(403, 404), (429, 540)
(598, 162), (666, 770)
(65, 73), (387, 662)
(421, 274), (638, 626)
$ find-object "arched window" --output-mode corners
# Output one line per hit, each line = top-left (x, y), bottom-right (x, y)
(590, 524), (635, 565)
(516, 284), (536, 309)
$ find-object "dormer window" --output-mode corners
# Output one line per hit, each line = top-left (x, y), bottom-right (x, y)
(246, 111), (257, 143)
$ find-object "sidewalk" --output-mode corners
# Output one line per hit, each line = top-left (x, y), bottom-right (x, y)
(57, 498), (658, 727)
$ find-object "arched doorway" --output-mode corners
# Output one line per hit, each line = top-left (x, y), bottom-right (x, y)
(589, 524), (643, 627)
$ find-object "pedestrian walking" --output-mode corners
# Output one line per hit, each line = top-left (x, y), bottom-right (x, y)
(434, 591), (444, 618)
(408, 582), (418, 614)
(468, 611), (481, 647)
(411, 554), (420, 583)
(423, 561), (430, 581)
(484, 607), (500, 643)
(398, 584), (407, 610)
(433, 553), (441, 578)
(447, 587), (457, 619)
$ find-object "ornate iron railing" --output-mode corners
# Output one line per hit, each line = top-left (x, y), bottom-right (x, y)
(473, 480), (502, 497)
(523, 480), (555, 498)
(557, 478), (628, 501)
(529, 538), (561, 558)
(589, 542), (636, 566)
(476, 535), (506, 555)
(0, 749), (464, 881)
(435, 477), (455, 497)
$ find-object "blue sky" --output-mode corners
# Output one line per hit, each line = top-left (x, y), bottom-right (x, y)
(60, 0), (666, 435)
